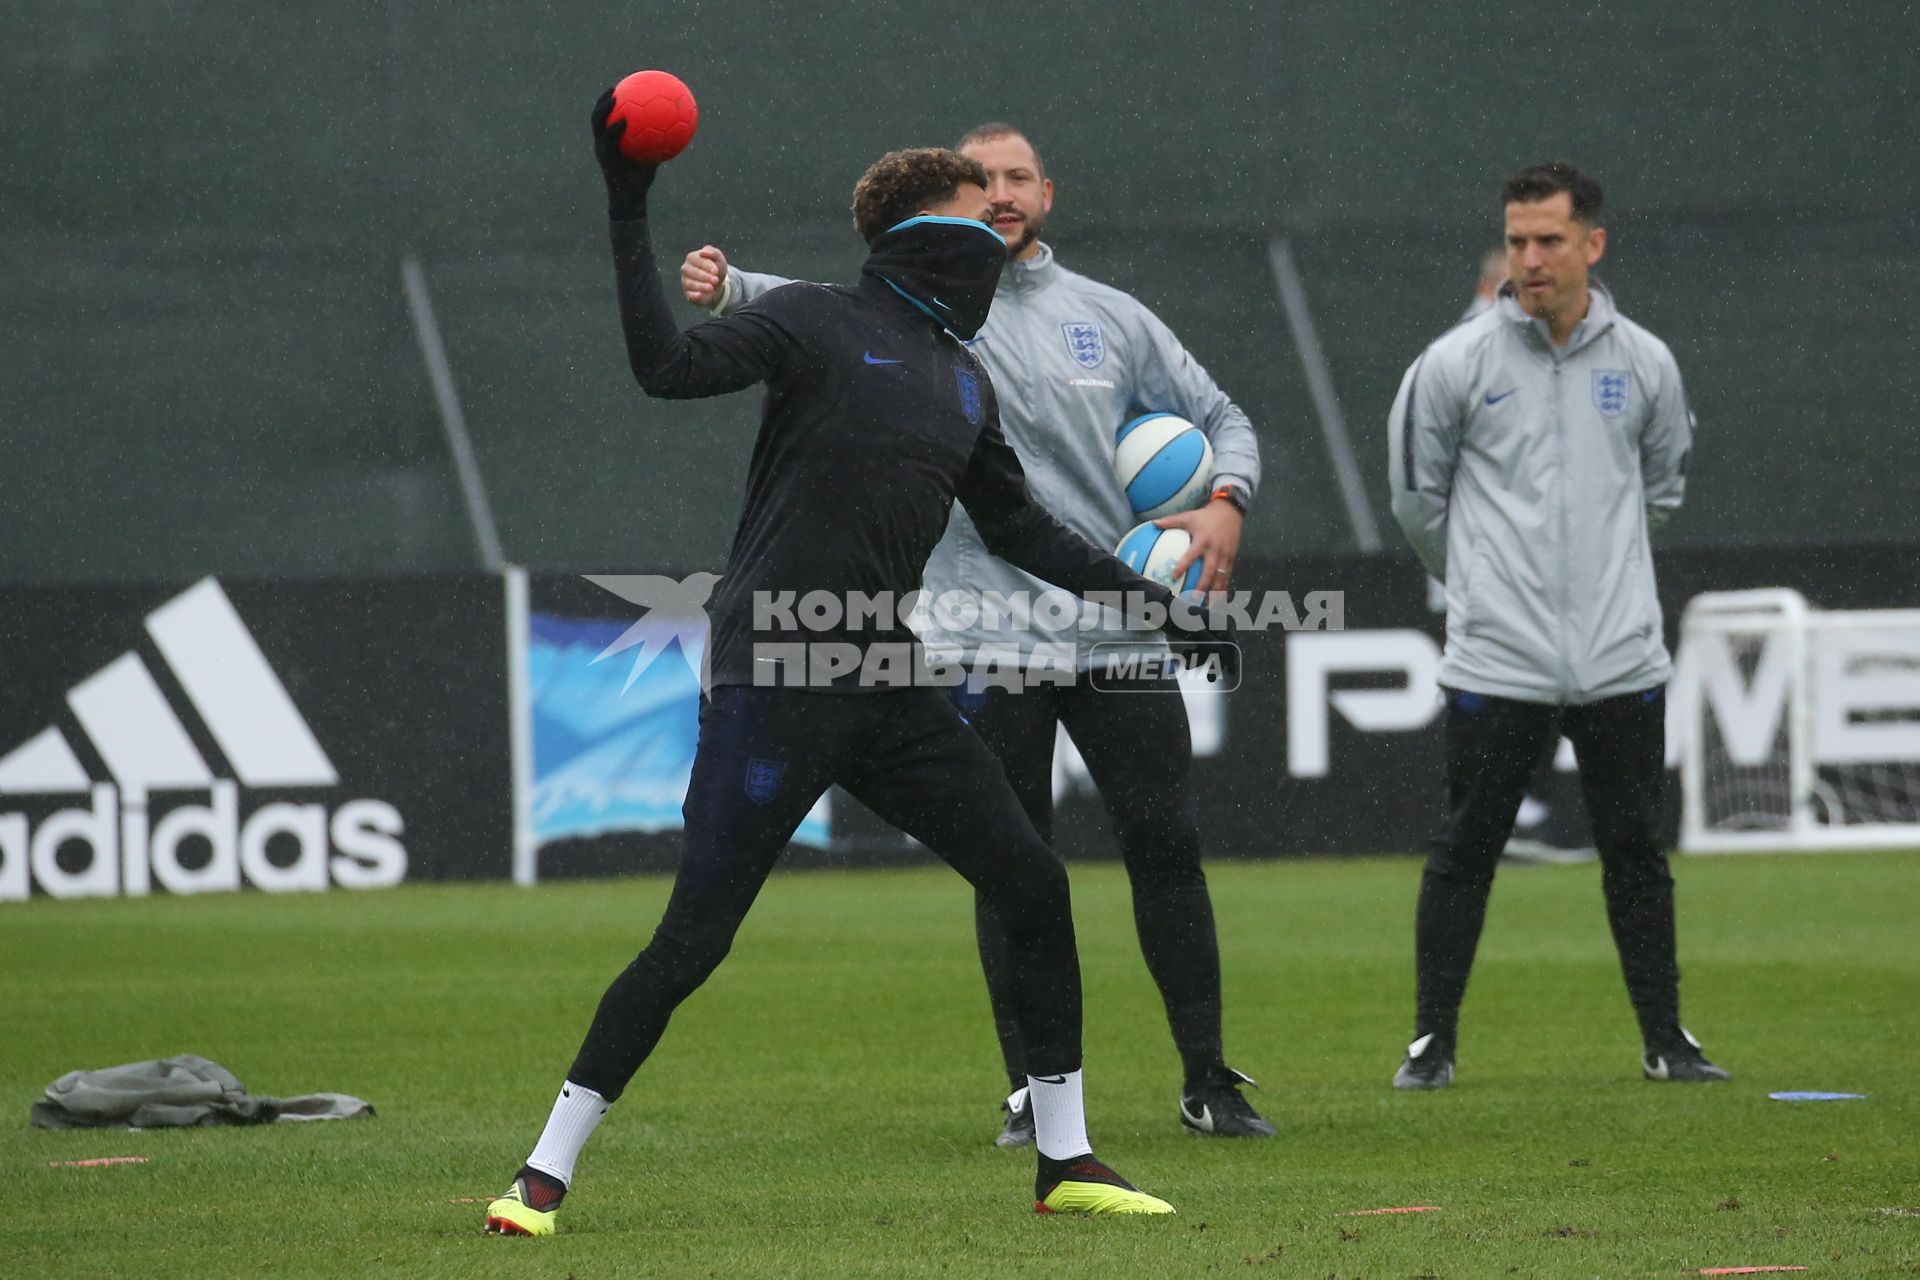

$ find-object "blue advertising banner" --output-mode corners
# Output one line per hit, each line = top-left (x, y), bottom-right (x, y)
(528, 612), (830, 864)
(524, 542), (1920, 874)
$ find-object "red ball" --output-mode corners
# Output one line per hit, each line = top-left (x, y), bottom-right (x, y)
(609, 70), (698, 163)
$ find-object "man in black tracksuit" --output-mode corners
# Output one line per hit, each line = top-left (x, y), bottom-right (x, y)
(482, 95), (1191, 1237)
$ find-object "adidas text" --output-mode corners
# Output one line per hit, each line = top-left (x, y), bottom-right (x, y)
(0, 783), (406, 900)
(0, 577), (409, 901)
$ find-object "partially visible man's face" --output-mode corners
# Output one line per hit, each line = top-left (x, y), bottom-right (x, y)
(960, 133), (1053, 259)
(1504, 191), (1606, 322)
(919, 181), (994, 232)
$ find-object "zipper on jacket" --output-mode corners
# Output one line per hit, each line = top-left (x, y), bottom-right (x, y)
(998, 288), (1039, 420)
(1552, 355), (1576, 702)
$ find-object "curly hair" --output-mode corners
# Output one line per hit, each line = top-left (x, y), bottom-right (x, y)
(849, 148), (988, 242)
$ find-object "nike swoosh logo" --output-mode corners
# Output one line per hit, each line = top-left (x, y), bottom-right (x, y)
(1181, 1099), (1214, 1131)
(863, 352), (903, 365)
(1484, 389), (1517, 405)
(1031, 1074), (1068, 1085)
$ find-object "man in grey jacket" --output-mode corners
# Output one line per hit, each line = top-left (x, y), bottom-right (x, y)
(682, 122), (1273, 1143)
(1387, 161), (1727, 1090)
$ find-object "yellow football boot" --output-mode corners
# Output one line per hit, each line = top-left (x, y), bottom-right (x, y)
(1036, 1156), (1176, 1215)
(484, 1175), (560, 1237)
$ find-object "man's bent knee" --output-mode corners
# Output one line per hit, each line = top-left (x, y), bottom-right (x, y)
(982, 846), (1072, 937)
(629, 928), (733, 1001)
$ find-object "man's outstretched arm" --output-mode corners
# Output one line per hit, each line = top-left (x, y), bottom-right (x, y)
(592, 90), (794, 400)
(680, 245), (797, 316)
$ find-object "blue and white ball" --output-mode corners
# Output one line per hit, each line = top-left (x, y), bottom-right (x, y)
(1114, 412), (1213, 520)
(1116, 521), (1204, 594)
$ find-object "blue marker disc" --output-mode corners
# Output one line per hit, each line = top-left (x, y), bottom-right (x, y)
(1768, 1091), (1868, 1101)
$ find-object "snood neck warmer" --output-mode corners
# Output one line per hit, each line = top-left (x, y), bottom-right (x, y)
(861, 215), (1007, 340)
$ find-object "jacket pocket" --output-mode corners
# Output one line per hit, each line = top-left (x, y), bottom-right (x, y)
(1455, 537), (1547, 680)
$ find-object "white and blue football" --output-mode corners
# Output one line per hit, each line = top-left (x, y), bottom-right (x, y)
(1114, 412), (1213, 520)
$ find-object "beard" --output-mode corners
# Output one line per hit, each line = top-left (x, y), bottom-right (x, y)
(995, 208), (1045, 258)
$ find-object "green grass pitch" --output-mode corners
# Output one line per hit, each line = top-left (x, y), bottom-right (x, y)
(5, 852), (1917, 1278)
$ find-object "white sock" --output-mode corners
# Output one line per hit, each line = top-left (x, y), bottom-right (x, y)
(1027, 1069), (1091, 1161)
(525, 1081), (610, 1187)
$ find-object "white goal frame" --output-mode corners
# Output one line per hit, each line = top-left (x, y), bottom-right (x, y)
(1678, 588), (1920, 853)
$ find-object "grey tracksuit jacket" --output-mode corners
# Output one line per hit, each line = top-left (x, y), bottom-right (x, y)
(717, 242), (1262, 669)
(1388, 279), (1695, 705)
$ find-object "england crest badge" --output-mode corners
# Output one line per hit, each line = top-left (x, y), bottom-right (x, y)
(744, 757), (784, 806)
(953, 366), (984, 425)
(1592, 369), (1632, 417)
(1061, 321), (1105, 369)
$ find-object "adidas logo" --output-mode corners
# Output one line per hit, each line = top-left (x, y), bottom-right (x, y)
(0, 578), (407, 901)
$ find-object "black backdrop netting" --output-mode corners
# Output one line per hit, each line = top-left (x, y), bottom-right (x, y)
(4, 1), (1916, 581)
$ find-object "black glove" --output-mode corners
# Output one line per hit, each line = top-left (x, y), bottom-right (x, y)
(591, 86), (658, 220)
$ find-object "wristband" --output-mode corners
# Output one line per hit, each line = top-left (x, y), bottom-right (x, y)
(1210, 485), (1248, 515)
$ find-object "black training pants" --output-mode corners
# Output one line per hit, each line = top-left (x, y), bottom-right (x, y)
(566, 685), (1081, 1099)
(956, 676), (1223, 1088)
(1414, 685), (1681, 1043)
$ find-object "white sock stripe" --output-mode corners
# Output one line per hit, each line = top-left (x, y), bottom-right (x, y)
(1028, 1070), (1091, 1162)
(526, 1081), (611, 1189)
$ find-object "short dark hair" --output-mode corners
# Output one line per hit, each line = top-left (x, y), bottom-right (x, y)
(850, 148), (988, 242)
(954, 122), (1046, 179)
(1502, 162), (1604, 225)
